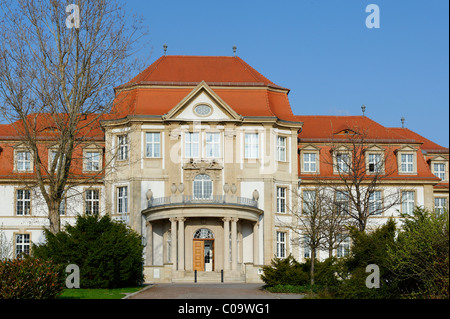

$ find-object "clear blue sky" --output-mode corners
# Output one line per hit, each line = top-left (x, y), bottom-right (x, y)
(127, 0), (449, 147)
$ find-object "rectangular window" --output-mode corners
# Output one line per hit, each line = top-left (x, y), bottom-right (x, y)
(117, 186), (128, 214)
(303, 153), (316, 172)
(401, 154), (414, 173)
(85, 189), (99, 215)
(434, 197), (447, 216)
(335, 191), (349, 215)
(302, 190), (316, 214)
(336, 236), (350, 258)
(85, 151), (100, 171)
(434, 163), (446, 180)
(16, 151), (32, 172)
(59, 199), (66, 216)
(276, 232), (286, 258)
(244, 133), (259, 159)
(185, 132), (199, 158)
(402, 191), (415, 215)
(303, 236), (311, 259)
(368, 153), (382, 173)
(15, 234), (30, 258)
(205, 133), (220, 158)
(276, 187), (286, 213)
(276, 136), (286, 162)
(336, 153), (350, 173)
(146, 132), (161, 158)
(16, 189), (31, 216)
(50, 150), (63, 171)
(118, 135), (128, 160)
(368, 191), (382, 215)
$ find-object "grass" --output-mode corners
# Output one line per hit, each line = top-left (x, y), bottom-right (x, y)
(264, 284), (323, 294)
(58, 286), (145, 299)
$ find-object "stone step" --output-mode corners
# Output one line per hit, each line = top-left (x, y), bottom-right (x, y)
(172, 271), (245, 283)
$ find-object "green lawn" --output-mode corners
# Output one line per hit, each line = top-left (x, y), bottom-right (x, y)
(58, 286), (144, 299)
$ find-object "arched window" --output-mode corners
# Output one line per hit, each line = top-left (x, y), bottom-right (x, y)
(193, 174), (212, 199)
(193, 228), (214, 239)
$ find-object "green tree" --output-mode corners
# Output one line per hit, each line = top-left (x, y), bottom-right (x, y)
(338, 219), (399, 298)
(387, 207), (449, 298)
(32, 215), (144, 289)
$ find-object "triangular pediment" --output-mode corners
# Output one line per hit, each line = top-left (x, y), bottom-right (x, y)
(162, 81), (242, 122)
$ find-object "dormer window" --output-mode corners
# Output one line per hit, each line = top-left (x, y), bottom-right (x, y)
(433, 163), (446, 180)
(396, 145), (417, 175)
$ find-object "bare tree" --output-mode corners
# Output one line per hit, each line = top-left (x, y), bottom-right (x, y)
(323, 126), (403, 232)
(281, 185), (332, 285)
(0, 0), (146, 233)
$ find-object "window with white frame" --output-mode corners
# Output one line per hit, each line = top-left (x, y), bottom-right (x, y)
(336, 236), (350, 258)
(244, 133), (259, 159)
(368, 191), (382, 215)
(146, 132), (161, 158)
(302, 190), (316, 214)
(434, 197), (447, 216)
(335, 190), (349, 215)
(276, 187), (287, 213)
(368, 153), (383, 173)
(16, 151), (32, 172)
(15, 234), (30, 258)
(402, 191), (415, 215)
(50, 150), (63, 171)
(16, 189), (31, 216)
(85, 151), (100, 171)
(118, 135), (128, 160)
(117, 186), (128, 214)
(276, 136), (286, 162)
(85, 189), (99, 215)
(336, 153), (350, 173)
(193, 174), (212, 199)
(205, 132), (220, 158)
(303, 153), (316, 172)
(185, 132), (199, 158)
(434, 163), (446, 180)
(303, 235), (311, 259)
(59, 198), (66, 215)
(276, 231), (286, 258)
(400, 154), (414, 173)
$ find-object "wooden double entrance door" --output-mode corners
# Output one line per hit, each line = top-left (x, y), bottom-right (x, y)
(193, 239), (214, 272)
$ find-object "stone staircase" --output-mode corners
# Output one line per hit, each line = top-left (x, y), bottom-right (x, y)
(172, 270), (246, 283)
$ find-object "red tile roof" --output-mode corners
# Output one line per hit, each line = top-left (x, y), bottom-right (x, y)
(112, 56), (298, 122)
(118, 55), (288, 91)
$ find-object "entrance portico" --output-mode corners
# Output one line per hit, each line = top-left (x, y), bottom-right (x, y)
(142, 198), (263, 281)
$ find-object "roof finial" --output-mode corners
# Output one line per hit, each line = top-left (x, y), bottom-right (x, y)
(401, 116), (405, 128)
(232, 45), (237, 57)
(163, 44), (168, 56)
(361, 104), (366, 117)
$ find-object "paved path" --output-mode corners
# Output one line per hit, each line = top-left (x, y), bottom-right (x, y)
(127, 283), (304, 299)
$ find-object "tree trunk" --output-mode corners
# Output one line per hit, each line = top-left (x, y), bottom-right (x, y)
(48, 204), (61, 234)
(310, 248), (315, 285)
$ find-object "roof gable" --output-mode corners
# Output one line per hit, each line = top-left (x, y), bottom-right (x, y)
(162, 81), (242, 121)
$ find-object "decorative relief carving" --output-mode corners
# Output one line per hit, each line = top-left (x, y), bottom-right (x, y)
(182, 159), (223, 181)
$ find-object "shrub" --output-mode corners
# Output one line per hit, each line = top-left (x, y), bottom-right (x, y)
(387, 207), (449, 298)
(0, 257), (64, 299)
(336, 218), (399, 299)
(32, 215), (144, 289)
(260, 255), (309, 287)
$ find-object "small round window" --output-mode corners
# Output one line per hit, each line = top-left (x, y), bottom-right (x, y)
(194, 104), (212, 117)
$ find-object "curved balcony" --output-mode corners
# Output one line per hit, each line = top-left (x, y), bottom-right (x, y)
(147, 195), (258, 209)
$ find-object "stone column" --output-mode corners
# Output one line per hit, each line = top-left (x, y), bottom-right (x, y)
(253, 221), (259, 265)
(146, 221), (153, 266)
(170, 217), (177, 270)
(177, 217), (186, 271)
(231, 217), (239, 271)
(222, 217), (230, 270)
